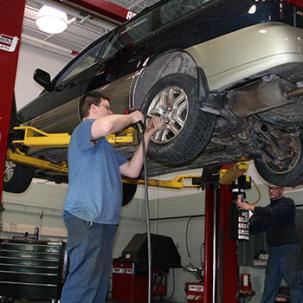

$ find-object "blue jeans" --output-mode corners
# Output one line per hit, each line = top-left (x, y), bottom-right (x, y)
(60, 212), (116, 303)
(261, 243), (303, 303)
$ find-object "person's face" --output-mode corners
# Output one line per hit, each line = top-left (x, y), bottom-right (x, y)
(268, 186), (284, 200)
(91, 98), (112, 118)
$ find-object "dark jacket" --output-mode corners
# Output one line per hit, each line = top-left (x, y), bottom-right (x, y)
(250, 196), (300, 247)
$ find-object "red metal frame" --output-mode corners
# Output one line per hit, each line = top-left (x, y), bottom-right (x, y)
(203, 185), (214, 303)
(53, 0), (134, 23)
(0, 0), (25, 203)
(219, 184), (239, 303)
(203, 184), (239, 303)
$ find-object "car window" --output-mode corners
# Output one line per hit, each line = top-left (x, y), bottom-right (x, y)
(102, 16), (152, 59)
(159, 0), (210, 24)
(56, 39), (107, 84)
(101, 0), (210, 60)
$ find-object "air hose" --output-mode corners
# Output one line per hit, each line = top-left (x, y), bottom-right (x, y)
(137, 118), (152, 303)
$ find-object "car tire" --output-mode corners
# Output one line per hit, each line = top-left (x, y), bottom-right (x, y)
(3, 160), (35, 193)
(254, 133), (303, 186)
(122, 182), (137, 206)
(142, 73), (216, 165)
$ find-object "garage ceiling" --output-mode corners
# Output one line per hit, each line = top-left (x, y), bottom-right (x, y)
(23, 0), (161, 57)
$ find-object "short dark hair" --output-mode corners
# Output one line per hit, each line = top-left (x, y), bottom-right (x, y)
(79, 92), (109, 120)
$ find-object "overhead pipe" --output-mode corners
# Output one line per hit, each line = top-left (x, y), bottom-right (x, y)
(21, 34), (76, 59)
(51, 0), (135, 24)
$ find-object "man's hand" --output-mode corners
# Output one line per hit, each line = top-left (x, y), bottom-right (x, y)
(119, 115), (165, 178)
(144, 116), (165, 138)
(237, 197), (255, 212)
(129, 110), (144, 124)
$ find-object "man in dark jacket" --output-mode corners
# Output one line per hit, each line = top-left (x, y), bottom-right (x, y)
(237, 185), (303, 303)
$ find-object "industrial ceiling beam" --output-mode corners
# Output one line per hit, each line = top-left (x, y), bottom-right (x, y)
(52, 0), (136, 24)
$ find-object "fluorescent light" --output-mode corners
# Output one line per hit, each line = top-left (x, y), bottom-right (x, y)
(36, 5), (68, 34)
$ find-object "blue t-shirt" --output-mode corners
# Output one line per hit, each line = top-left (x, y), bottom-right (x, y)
(64, 119), (127, 224)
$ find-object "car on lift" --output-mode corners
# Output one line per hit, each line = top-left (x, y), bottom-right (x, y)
(5, 0), (303, 195)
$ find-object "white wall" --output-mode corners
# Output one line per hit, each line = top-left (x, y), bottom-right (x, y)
(1, 182), (146, 253)
(15, 42), (71, 110)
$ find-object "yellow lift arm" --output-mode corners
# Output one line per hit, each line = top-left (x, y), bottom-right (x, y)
(11, 125), (137, 148)
(7, 126), (248, 189)
(124, 162), (248, 189)
(219, 162), (249, 185)
(7, 125), (137, 176)
(7, 148), (68, 174)
(124, 175), (203, 189)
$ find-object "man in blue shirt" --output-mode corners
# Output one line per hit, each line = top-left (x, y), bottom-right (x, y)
(60, 92), (163, 303)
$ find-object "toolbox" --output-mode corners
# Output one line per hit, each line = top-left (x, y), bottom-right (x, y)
(0, 238), (65, 302)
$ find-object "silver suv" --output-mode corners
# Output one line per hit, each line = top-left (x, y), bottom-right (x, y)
(5, 0), (303, 194)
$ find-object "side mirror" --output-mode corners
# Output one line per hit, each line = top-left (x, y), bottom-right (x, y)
(33, 69), (52, 91)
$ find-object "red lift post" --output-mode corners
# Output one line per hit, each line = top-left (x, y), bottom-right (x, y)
(203, 183), (239, 303)
(218, 185), (239, 302)
(0, 0), (26, 204)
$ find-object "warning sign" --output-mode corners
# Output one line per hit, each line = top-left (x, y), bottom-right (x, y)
(0, 34), (19, 52)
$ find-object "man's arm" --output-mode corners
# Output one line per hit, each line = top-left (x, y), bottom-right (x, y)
(237, 198), (295, 219)
(119, 116), (163, 178)
(254, 198), (295, 219)
(91, 111), (143, 140)
(236, 198), (268, 233)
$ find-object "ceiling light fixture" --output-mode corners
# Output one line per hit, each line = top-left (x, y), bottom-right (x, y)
(36, 5), (68, 34)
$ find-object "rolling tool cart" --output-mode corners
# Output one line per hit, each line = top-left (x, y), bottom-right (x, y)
(0, 238), (65, 302)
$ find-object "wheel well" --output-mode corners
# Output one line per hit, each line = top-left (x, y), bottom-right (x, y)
(132, 50), (200, 109)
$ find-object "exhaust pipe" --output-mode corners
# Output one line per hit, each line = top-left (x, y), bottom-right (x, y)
(228, 77), (297, 117)
(285, 87), (303, 99)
